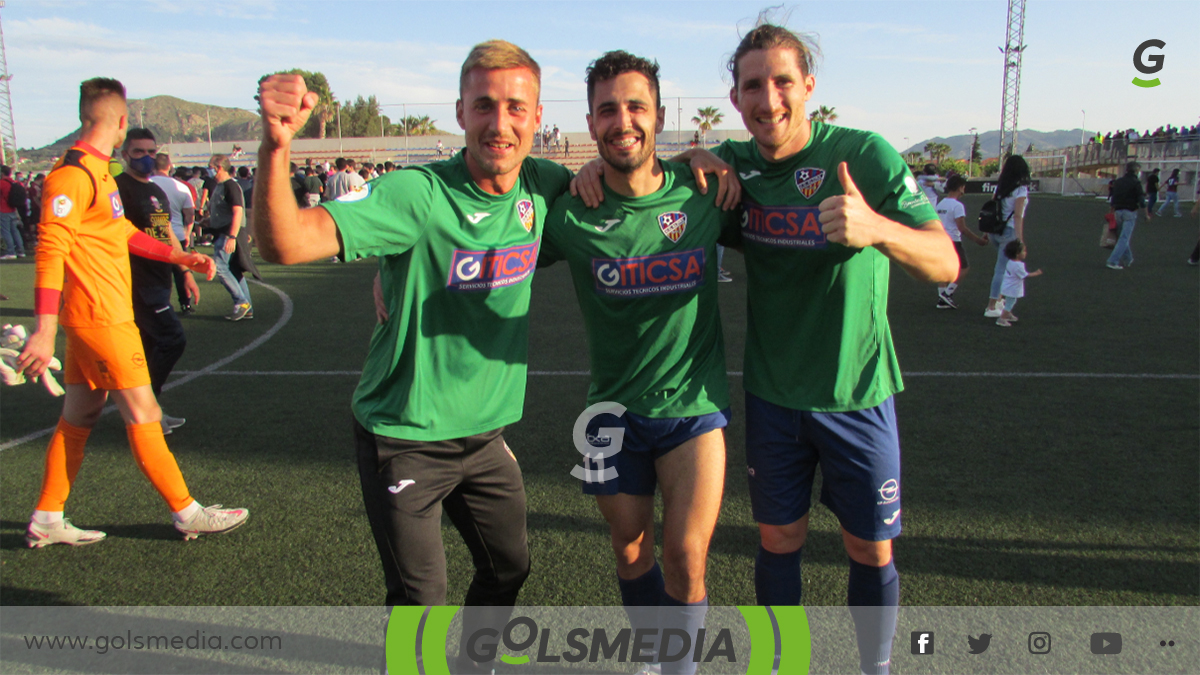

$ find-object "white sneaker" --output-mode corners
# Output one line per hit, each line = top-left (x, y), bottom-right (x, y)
(26, 518), (107, 548)
(174, 504), (249, 540)
(984, 306), (1003, 318)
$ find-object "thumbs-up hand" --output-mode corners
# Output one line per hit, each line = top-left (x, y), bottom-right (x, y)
(819, 162), (886, 249)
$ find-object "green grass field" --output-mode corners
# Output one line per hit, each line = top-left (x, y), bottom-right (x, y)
(1, 194), (1197, 609)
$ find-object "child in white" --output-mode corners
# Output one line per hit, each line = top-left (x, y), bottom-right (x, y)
(997, 239), (1042, 327)
(935, 175), (989, 309)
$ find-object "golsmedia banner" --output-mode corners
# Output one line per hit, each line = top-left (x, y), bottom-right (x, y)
(386, 605), (810, 674)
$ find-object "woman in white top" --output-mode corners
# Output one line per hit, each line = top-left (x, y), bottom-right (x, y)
(984, 156), (1031, 317)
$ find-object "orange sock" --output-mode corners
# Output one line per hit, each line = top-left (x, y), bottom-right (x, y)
(126, 421), (194, 512)
(34, 418), (92, 511)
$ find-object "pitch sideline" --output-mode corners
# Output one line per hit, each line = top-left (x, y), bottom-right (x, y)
(0, 279), (294, 452)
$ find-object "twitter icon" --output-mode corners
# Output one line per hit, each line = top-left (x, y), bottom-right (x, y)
(968, 634), (992, 654)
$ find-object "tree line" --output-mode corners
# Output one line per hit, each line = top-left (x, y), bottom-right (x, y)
(258, 69), (448, 139)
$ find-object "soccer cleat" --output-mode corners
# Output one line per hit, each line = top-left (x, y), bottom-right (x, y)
(179, 304), (196, 315)
(718, 268), (733, 283)
(225, 303), (251, 321)
(174, 504), (250, 540)
(161, 414), (186, 435)
(1188, 258), (1199, 266)
(1106, 262), (1123, 270)
(936, 298), (955, 310)
(26, 518), (107, 548)
(244, 309), (254, 320)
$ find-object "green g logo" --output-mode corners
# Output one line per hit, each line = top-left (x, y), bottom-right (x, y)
(1132, 39), (1164, 88)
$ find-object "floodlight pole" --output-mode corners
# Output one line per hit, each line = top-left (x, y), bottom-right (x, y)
(998, 0), (1027, 159)
(1080, 110), (1086, 145)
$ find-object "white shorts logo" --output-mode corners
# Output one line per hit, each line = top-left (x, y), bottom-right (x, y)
(878, 478), (900, 504)
(52, 195), (73, 218)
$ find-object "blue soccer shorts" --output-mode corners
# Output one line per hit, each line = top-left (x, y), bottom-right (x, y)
(579, 408), (730, 496)
(744, 392), (902, 541)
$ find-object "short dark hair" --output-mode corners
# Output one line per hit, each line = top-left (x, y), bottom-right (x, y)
(346, 158), (357, 169)
(944, 174), (966, 192)
(384, 161), (395, 171)
(1, 165), (10, 177)
(923, 163), (937, 175)
(1004, 239), (1024, 260)
(154, 153), (172, 171)
(335, 157), (347, 171)
(586, 50), (661, 111)
(123, 127), (156, 149)
(79, 77), (126, 120)
(728, 13), (820, 88)
(237, 166), (250, 178)
(303, 166), (314, 175)
(1126, 161), (1140, 174)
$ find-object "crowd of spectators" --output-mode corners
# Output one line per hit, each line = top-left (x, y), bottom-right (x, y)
(1090, 123), (1200, 146)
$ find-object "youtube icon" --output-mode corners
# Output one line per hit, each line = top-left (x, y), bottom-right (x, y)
(1090, 633), (1122, 655)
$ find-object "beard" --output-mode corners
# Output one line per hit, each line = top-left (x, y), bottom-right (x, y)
(598, 128), (655, 174)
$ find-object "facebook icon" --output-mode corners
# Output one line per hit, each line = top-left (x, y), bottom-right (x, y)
(911, 631), (935, 655)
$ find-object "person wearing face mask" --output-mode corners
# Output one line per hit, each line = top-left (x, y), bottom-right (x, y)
(117, 128), (204, 434)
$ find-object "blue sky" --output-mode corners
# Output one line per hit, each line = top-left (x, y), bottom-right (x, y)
(3, 0), (1197, 152)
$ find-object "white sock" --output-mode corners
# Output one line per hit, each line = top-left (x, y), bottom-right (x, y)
(32, 510), (64, 525)
(173, 501), (202, 523)
(946, 282), (958, 294)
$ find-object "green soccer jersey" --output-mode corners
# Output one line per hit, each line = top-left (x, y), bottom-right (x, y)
(324, 151), (572, 441)
(540, 161), (737, 418)
(714, 123), (938, 412)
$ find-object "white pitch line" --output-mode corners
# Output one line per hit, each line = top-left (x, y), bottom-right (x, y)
(0, 280), (294, 452)
(169, 369), (1198, 379)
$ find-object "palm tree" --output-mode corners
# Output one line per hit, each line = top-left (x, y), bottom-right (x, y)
(691, 106), (724, 141)
(807, 105), (838, 124)
(924, 141), (952, 164)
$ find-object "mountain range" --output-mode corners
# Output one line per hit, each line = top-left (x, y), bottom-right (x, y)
(903, 129), (1092, 160)
(21, 96), (261, 163)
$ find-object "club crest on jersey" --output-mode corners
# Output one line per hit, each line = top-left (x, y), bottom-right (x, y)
(108, 192), (124, 218)
(592, 248), (705, 298)
(447, 241), (539, 292)
(516, 199), (535, 232)
(794, 168), (826, 199)
(657, 211), (687, 242)
(51, 195), (73, 218)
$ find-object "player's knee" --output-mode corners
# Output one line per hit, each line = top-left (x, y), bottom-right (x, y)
(760, 523), (807, 554)
(844, 534), (892, 567)
(662, 536), (708, 578)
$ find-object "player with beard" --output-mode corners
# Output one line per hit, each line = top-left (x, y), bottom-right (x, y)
(700, 19), (956, 675)
(540, 51), (738, 675)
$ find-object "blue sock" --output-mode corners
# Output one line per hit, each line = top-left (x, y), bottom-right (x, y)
(660, 593), (708, 675)
(847, 558), (899, 675)
(755, 545), (803, 605)
(619, 562), (664, 663)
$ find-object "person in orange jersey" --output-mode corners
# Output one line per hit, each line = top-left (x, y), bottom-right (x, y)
(16, 77), (250, 547)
